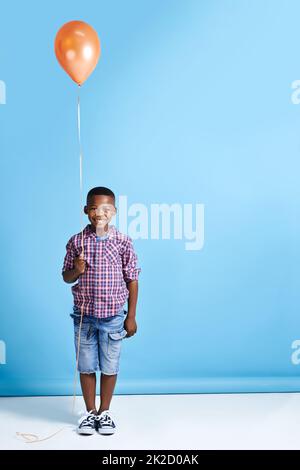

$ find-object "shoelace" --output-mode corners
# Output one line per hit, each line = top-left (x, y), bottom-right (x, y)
(97, 411), (113, 426)
(78, 410), (97, 427)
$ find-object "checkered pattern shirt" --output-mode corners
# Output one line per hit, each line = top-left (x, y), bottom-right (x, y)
(62, 224), (141, 318)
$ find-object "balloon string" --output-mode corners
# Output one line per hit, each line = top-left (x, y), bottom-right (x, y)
(72, 85), (85, 415)
(16, 426), (73, 443)
(77, 85), (85, 258)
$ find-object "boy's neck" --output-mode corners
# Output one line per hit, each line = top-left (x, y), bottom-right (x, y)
(89, 223), (109, 233)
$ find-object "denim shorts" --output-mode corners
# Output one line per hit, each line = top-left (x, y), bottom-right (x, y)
(70, 306), (128, 375)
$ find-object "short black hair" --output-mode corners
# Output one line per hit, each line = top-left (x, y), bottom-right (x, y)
(86, 186), (115, 205)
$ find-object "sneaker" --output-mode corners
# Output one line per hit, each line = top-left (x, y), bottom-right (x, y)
(77, 410), (97, 435)
(96, 410), (116, 435)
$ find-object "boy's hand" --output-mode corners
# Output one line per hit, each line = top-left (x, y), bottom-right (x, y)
(74, 254), (86, 275)
(124, 317), (137, 338)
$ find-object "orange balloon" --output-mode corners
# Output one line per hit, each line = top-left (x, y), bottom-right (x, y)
(54, 20), (101, 86)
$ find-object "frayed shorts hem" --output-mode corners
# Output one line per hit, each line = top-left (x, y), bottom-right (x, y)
(101, 369), (119, 375)
(78, 368), (99, 374)
(77, 368), (119, 375)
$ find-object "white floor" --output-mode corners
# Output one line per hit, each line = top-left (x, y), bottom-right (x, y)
(1, 393), (300, 450)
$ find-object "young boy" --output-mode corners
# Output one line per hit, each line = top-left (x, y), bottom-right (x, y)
(62, 186), (141, 435)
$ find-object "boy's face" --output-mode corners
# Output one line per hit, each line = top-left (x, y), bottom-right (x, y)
(84, 195), (117, 230)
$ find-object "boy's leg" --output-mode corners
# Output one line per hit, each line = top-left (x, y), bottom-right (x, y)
(98, 373), (117, 414)
(72, 315), (99, 413)
(80, 372), (97, 413)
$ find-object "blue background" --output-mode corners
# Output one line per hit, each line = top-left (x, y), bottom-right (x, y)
(1, 0), (300, 395)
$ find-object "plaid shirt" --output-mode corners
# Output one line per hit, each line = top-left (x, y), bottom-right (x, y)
(62, 224), (141, 318)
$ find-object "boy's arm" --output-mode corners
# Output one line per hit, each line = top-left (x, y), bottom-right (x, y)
(125, 280), (138, 337)
(121, 237), (141, 337)
(126, 280), (138, 319)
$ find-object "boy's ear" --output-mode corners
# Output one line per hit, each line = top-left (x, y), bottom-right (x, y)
(84, 205), (88, 214)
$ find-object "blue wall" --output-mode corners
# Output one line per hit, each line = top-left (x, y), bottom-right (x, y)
(1, 0), (300, 395)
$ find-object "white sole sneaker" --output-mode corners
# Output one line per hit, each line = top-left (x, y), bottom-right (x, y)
(97, 427), (115, 435)
(96, 410), (116, 435)
(77, 427), (96, 435)
(77, 410), (97, 435)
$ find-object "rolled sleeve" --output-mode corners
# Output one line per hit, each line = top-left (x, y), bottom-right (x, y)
(121, 237), (141, 282)
(62, 237), (76, 274)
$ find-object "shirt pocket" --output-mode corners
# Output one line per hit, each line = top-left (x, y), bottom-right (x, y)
(104, 243), (121, 265)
